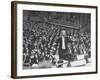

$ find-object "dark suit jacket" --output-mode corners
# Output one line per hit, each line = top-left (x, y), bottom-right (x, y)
(56, 36), (72, 58)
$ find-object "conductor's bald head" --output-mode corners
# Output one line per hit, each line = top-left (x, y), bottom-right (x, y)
(61, 30), (66, 36)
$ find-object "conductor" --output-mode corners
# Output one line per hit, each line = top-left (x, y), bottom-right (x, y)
(56, 30), (73, 66)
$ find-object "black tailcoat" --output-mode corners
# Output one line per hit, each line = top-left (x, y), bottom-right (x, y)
(56, 36), (72, 59)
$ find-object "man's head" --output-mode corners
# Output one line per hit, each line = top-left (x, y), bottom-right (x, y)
(61, 30), (66, 37)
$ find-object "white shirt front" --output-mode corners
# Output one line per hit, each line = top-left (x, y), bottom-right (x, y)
(62, 36), (66, 49)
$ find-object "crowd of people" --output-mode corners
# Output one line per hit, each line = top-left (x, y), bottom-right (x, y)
(23, 21), (91, 68)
